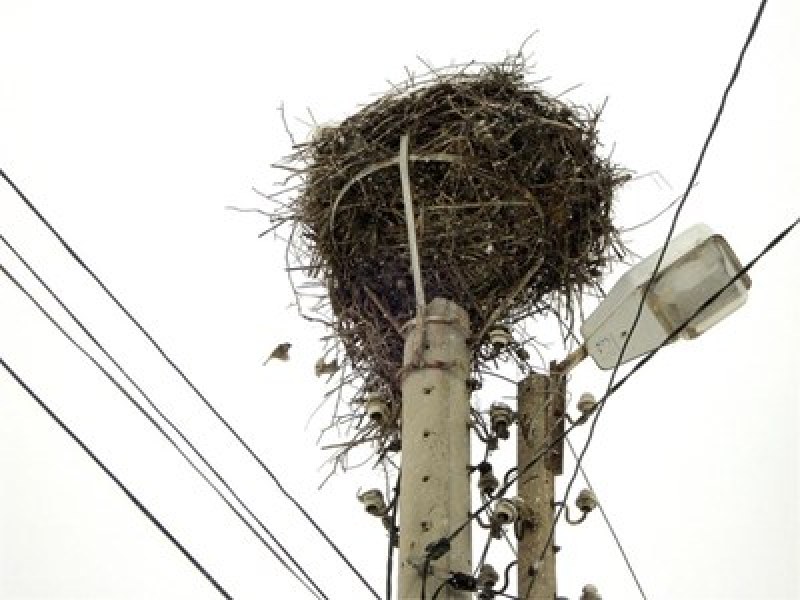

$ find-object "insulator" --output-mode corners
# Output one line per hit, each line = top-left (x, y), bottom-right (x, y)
(580, 584), (602, 600)
(365, 392), (390, 425)
(489, 403), (514, 439)
(358, 489), (387, 516)
(488, 324), (512, 350)
(477, 470), (499, 496)
(387, 432), (401, 452)
(477, 564), (499, 589)
(492, 498), (518, 525)
(509, 495), (527, 513)
(575, 488), (598, 513)
(577, 392), (597, 415)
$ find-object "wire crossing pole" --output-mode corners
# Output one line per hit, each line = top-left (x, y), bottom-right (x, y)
(517, 368), (565, 599)
(399, 298), (472, 599)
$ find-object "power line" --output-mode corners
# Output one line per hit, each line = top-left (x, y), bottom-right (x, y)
(607, 215), (798, 397)
(0, 355), (233, 600)
(437, 212), (798, 570)
(386, 472), (401, 600)
(0, 261), (327, 600)
(564, 436), (647, 599)
(541, 212), (798, 580)
(546, 0), (770, 589)
(608, 0), (769, 393)
(0, 167), (381, 600)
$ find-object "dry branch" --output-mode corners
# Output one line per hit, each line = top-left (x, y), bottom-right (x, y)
(266, 57), (629, 466)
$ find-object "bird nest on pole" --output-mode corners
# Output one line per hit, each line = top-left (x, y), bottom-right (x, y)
(268, 58), (628, 471)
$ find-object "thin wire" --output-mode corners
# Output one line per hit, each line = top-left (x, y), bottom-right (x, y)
(609, 215), (797, 398)
(441, 212), (798, 556)
(1, 236), (328, 598)
(610, 0), (769, 393)
(386, 471), (401, 600)
(544, 0), (770, 592)
(430, 579), (448, 600)
(446, 417), (583, 545)
(539, 213), (797, 586)
(0, 356), (233, 600)
(420, 556), (432, 600)
(565, 436), (647, 599)
(501, 527), (518, 557)
(618, 189), (683, 233)
(474, 532), (494, 576)
(0, 168), (381, 600)
(0, 262), (326, 600)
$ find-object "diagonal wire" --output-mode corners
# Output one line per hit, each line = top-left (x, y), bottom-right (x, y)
(0, 260), (327, 600)
(565, 436), (647, 599)
(0, 167), (381, 600)
(539, 219), (797, 594)
(441, 213), (798, 557)
(543, 1), (770, 596)
(386, 471), (401, 600)
(609, 0), (769, 393)
(0, 356), (233, 600)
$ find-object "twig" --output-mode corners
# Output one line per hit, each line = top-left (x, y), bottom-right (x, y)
(473, 256), (544, 347)
(329, 152), (464, 235)
(277, 101), (296, 146)
(364, 286), (403, 335)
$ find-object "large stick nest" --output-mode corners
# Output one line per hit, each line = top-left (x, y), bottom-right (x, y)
(276, 60), (628, 427)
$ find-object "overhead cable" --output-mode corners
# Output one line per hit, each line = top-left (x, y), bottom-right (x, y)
(0, 261), (327, 600)
(547, 2), (771, 592)
(385, 471), (401, 600)
(541, 215), (798, 590)
(0, 167), (380, 600)
(0, 356), (233, 600)
(439, 212), (798, 561)
(565, 436), (647, 599)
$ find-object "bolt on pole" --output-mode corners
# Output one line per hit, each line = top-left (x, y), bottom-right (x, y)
(517, 368), (565, 599)
(399, 298), (472, 599)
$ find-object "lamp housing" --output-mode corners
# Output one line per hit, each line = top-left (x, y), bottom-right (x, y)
(581, 224), (750, 369)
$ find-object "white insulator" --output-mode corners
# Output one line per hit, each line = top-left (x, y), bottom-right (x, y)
(577, 392), (597, 415)
(358, 489), (387, 516)
(575, 488), (598, 513)
(478, 470), (499, 495)
(488, 324), (512, 349)
(477, 564), (499, 589)
(489, 402), (514, 439)
(493, 498), (519, 524)
(365, 392), (390, 425)
(580, 583), (602, 600)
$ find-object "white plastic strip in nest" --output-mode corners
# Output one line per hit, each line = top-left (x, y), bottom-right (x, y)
(399, 134), (426, 313)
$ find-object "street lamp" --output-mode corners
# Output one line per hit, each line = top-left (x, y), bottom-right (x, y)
(580, 224), (751, 370)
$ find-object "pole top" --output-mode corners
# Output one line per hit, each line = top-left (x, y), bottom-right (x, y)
(401, 297), (470, 339)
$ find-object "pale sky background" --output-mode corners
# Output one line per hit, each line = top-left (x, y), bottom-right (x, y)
(0, 1), (798, 599)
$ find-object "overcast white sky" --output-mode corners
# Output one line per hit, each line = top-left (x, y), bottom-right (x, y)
(1, 1), (798, 599)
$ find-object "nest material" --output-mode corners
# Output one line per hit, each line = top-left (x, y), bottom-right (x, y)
(282, 61), (628, 409)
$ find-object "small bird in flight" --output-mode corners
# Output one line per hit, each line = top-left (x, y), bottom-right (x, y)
(314, 356), (339, 377)
(264, 342), (291, 364)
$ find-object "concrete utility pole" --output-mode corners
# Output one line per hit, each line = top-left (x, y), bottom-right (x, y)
(399, 297), (472, 599)
(516, 369), (565, 599)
